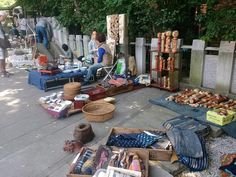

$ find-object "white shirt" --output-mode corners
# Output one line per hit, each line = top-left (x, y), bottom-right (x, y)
(19, 18), (27, 31)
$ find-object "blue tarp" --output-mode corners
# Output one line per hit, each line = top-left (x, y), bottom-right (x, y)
(28, 70), (83, 90)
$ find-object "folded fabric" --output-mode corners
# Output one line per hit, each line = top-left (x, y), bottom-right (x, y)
(74, 148), (94, 174)
(108, 78), (127, 87)
(219, 158), (236, 176)
(107, 132), (159, 148)
(163, 115), (210, 136)
(81, 155), (96, 175)
(166, 128), (203, 158)
(178, 135), (208, 172)
(94, 145), (113, 170)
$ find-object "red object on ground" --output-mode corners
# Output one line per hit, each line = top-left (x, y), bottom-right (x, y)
(81, 87), (106, 101)
(74, 100), (86, 109)
(38, 55), (48, 66)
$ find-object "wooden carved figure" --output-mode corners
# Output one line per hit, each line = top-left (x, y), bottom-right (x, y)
(161, 32), (165, 53)
(165, 31), (172, 53)
(172, 30), (179, 53)
(167, 57), (171, 70)
(157, 33), (161, 52)
(159, 56), (163, 71)
(170, 57), (175, 71)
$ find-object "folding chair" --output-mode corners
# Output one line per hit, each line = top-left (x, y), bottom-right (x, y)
(97, 39), (117, 81)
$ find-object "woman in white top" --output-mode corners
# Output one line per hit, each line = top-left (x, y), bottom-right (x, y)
(18, 14), (27, 39)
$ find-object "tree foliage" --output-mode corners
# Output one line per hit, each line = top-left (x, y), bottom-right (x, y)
(16, 0), (236, 42)
(0, 0), (16, 8)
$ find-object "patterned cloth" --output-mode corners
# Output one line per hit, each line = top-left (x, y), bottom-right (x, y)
(178, 136), (208, 172)
(74, 148), (94, 174)
(107, 132), (159, 148)
(81, 155), (96, 175)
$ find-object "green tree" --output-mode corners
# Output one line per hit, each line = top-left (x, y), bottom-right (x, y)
(0, 0), (16, 8)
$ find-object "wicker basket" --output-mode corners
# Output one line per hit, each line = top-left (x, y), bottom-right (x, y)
(82, 102), (115, 122)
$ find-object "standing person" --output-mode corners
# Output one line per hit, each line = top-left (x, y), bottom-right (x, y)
(18, 14), (27, 39)
(87, 29), (97, 63)
(78, 29), (97, 65)
(35, 18), (52, 49)
(83, 33), (112, 85)
(0, 11), (10, 77)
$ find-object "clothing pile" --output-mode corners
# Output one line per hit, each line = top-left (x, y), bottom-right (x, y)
(106, 131), (171, 150)
(69, 145), (146, 177)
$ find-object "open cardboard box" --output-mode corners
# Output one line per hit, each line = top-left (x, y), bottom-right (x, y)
(105, 127), (173, 161)
(67, 148), (149, 177)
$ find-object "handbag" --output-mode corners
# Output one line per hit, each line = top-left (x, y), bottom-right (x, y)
(0, 37), (11, 49)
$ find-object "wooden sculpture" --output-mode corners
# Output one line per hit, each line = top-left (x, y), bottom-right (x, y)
(165, 31), (172, 53)
(165, 88), (236, 110)
(172, 30), (179, 53)
(161, 32), (165, 53)
(159, 56), (163, 71)
(157, 33), (161, 52)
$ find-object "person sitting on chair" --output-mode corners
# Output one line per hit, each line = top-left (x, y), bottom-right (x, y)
(83, 32), (112, 85)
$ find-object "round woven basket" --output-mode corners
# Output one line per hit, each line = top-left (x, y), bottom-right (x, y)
(82, 102), (115, 122)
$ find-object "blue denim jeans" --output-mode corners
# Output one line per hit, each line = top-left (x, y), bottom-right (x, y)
(36, 26), (49, 48)
(84, 63), (102, 82)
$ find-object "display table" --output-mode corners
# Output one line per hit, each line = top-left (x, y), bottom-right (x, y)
(28, 70), (84, 91)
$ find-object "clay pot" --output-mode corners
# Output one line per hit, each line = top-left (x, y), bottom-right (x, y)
(73, 123), (95, 144)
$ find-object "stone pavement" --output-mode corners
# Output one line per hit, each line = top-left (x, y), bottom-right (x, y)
(0, 69), (179, 177)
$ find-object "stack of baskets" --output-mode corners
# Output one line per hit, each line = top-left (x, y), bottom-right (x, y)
(64, 82), (81, 100)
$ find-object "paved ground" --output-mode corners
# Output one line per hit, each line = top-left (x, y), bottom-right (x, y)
(0, 69), (179, 177)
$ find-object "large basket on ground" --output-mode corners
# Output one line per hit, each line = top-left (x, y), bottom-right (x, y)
(82, 102), (115, 122)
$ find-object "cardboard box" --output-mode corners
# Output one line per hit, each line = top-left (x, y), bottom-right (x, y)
(206, 109), (236, 126)
(106, 127), (173, 161)
(67, 148), (149, 177)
